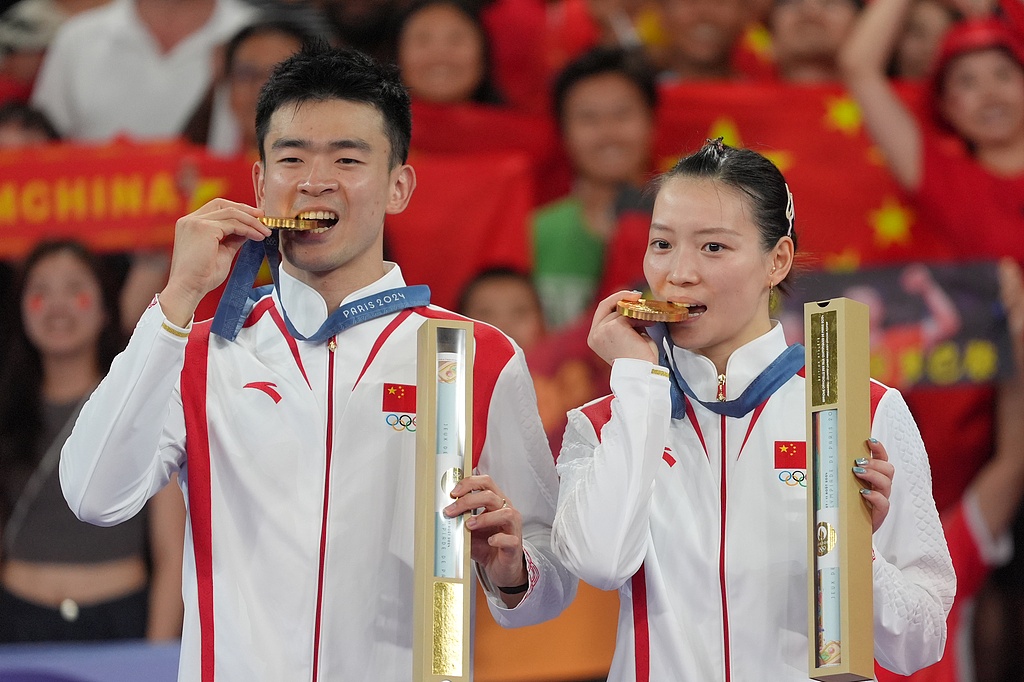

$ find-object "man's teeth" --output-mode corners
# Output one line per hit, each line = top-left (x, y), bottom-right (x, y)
(296, 211), (337, 233)
(296, 211), (337, 220)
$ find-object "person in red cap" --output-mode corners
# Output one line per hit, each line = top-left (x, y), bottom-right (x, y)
(840, 0), (1024, 262)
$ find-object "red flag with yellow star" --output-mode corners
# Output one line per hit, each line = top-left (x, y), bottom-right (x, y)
(774, 441), (807, 469)
(653, 81), (941, 270)
(382, 384), (417, 414)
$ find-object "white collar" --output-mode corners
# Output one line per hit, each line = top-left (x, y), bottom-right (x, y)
(275, 262), (407, 338)
(114, 0), (253, 53)
(669, 322), (792, 403)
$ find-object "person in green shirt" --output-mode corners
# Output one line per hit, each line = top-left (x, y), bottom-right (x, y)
(533, 46), (657, 330)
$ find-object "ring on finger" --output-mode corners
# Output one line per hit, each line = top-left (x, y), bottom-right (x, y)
(501, 498), (510, 509)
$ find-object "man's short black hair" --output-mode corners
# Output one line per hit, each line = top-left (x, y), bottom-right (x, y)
(255, 41), (412, 168)
(552, 46), (658, 127)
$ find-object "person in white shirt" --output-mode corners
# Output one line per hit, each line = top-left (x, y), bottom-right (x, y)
(552, 138), (954, 681)
(31, 0), (254, 141)
(59, 43), (576, 681)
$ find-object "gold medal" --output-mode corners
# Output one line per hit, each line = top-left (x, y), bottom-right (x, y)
(617, 298), (691, 323)
(259, 216), (326, 231)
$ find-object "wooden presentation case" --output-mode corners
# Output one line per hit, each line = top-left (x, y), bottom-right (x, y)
(413, 319), (475, 681)
(804, 298), (874, 681)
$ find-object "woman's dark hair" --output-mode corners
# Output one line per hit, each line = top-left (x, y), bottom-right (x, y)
(552, 46), (658, 127)
(396, 0), (505, 106)
(224, 17), (315, 78)
(658, 139), (798, 287)
(0, 240), (124, 472)
(0, 101), (60, 141)
(255, 41), (412, 167)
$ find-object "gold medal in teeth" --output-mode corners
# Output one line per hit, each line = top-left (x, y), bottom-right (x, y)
(617, 298), (691, 323)
(259, 217), (322, 231)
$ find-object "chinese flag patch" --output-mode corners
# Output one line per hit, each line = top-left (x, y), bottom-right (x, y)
(382, 383), (417, 413)
(774, 441), (806, 469)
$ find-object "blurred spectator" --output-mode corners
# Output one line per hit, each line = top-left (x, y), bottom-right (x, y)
(892, 0), (958, 79)
(840, 0), (1024, 260)
(186, 16), (312, 156)
(458, 266), (546, 351)
(0, 102), (59, 370)
(320, 0), (400, 64)
(0, 0), (66, 102)
(0, 101), (168, 336)
(30, 0), (254, 141)
(457, 266), (604, 462)
(397, 0), (504, 105)
(239, 0), (334, 43)
(533, 46), (656, 330)
(655, 0), (752, 80)
(0, 99), (58, 145)
(770, 0), (862, 82)
(0, 240), (185, 643)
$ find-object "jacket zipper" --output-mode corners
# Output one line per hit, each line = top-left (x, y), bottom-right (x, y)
(716, 373), (726, 401)
(311, 335), (337, 681)
(719, 410), (732, 682)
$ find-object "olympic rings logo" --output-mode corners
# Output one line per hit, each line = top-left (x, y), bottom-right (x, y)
(779, 470), (806, 487)
(385, 413), (417, 432)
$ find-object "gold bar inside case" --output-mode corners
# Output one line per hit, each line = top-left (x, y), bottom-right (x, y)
(804, 298), (873, 682)
(413, 319), (474, 681)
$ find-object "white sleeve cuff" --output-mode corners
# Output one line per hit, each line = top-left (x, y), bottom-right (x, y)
(152, 294), (193, 339)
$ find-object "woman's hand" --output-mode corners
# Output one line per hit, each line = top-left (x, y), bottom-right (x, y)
(854, 438), (896, 533)
(588, 290), (659, 366)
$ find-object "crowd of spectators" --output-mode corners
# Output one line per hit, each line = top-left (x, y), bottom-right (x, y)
(0, 0), (1022, 681)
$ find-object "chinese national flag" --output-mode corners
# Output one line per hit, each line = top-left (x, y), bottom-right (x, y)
(382, 384), (417, 414)
(774, 441), (807, 469)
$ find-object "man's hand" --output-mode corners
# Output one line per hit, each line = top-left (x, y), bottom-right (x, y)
(444, 474), (529, 607)
(159, 199), (269, 327)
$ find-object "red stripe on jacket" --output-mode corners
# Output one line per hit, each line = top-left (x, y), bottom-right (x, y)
(181, 320), (216, 682)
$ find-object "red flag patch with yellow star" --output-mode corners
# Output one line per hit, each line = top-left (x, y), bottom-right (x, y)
(774, 441), (806, 469)
(382, 383), (417, 413)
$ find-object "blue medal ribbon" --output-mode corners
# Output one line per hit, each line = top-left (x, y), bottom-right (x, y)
(648, 323), (804, 419)
(211, 235), (430, 342)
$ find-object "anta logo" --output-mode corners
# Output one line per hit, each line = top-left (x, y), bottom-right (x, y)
(662, 447), (676, 467)
(243, 381), (282, 404)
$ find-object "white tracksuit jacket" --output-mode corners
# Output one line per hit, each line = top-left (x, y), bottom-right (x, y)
(552, 324), (955, 682)
(60, 263), (576, 681)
